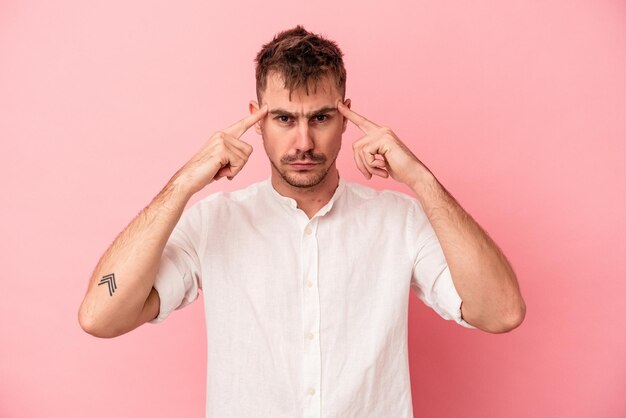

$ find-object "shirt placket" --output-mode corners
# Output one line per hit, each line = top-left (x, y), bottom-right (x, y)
(301, 217), (321, 418)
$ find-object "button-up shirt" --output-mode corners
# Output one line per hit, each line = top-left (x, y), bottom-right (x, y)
(152, 178), (473, 418)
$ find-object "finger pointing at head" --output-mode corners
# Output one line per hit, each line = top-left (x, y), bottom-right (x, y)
(224, 104), (268, 138)
(337, 102), (378, 133)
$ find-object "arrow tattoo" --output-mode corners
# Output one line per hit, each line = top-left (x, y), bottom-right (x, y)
(98, 273), (117, 296)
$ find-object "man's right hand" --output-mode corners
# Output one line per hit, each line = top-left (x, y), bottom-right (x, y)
(175, 105), (268, 195)
(79, 104), (268, 338)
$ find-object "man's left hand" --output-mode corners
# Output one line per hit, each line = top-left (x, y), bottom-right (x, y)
(338, 102), (432, 189)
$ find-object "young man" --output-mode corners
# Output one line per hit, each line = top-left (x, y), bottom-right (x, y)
(79, 26), (525, 417)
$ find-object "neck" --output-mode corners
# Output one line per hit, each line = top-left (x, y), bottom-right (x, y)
(271, 166), (340, 218)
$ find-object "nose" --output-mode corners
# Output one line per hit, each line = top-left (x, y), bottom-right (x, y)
(293, 121), (314, 153)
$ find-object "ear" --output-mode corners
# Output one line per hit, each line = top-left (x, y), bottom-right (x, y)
(342, 98), (351, 133)
(249, 100), (263, 135)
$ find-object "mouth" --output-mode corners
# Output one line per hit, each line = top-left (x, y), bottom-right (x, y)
(288, 162), (319, 170)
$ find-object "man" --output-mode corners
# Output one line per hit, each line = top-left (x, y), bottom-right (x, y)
(79, 26), (525, 417)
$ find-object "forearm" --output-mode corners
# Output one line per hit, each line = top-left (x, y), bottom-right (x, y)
(336, 104), (525, 332)
(78, 176), (193, 337)
(411, 172), (525, 333)
(78, 108), (265, 337)
(78, 105), (267, 337)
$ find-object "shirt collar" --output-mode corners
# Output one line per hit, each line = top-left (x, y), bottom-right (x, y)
(265, 175), (346, 218)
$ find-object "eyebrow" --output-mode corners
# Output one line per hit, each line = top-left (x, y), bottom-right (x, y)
(268, 106), (338, 119)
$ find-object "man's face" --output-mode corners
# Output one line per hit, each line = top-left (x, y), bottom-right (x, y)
(251, 73), (349, 189)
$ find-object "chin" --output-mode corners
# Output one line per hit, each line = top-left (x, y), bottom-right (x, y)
(280, 168), (330, 189)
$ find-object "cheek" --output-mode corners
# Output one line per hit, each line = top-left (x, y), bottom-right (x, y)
(262, 125), (287, 155)
(263, 122), (284, 138)
(318, 122), (343, 148)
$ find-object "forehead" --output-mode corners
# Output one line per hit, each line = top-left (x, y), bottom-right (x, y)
(261, 72), (342, 110)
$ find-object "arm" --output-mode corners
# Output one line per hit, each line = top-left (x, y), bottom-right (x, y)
(78, 106), (268, 338)
(338, 102), (525, 333)
(409, 172), (525, 333)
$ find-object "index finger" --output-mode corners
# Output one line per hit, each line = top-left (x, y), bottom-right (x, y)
(224, 104), (268, 138)
(337, 102), (379, 133)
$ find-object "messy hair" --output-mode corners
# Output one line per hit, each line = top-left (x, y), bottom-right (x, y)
(255, 26), (347, 102)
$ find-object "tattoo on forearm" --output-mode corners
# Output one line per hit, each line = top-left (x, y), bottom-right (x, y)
(98, 273), (117, 296)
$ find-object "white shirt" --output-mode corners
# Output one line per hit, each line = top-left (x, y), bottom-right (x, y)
(151, 178), (473, 418)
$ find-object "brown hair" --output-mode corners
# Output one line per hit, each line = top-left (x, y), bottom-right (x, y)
(255, 26), (347, 102)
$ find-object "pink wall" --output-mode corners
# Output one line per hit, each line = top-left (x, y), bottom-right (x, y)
(1, 1), (625, 417)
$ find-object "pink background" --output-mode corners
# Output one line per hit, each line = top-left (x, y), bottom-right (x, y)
(1, 1), (625, 417)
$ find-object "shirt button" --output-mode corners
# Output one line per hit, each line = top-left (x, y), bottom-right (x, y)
(307, 388), (316, 396)
(304, 227), (313, 235)
(306, 332), (315, 340)
(305, 280), (313, 288)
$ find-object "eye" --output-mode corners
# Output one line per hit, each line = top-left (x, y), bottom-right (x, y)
(275, 115), (293, 124)
(312, 114), (329, 123)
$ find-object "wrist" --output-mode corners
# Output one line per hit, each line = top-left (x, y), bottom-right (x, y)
(407, 168), (439, 201)
(161, 171), (198, 204)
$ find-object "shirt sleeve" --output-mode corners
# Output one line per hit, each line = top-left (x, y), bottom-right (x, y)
(149, 204), (203, 324)
(408, 202), (475, 329)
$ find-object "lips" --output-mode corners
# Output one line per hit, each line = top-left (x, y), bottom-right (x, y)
(289, 162), (318, 170)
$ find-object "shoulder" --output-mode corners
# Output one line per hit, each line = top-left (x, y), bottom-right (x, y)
(177, 181), (268, 225)
(195, 180), (268, 208)
(337, 182), (431, 251)
(342, 181), (421, 210)
(338, 181), (430, 232)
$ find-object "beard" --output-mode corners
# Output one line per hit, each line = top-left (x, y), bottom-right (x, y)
(271, 150), (334, 189)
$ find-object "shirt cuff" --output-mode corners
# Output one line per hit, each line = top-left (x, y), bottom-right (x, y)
(435, 269), (476, 329)
(148, 257), (187, 324)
